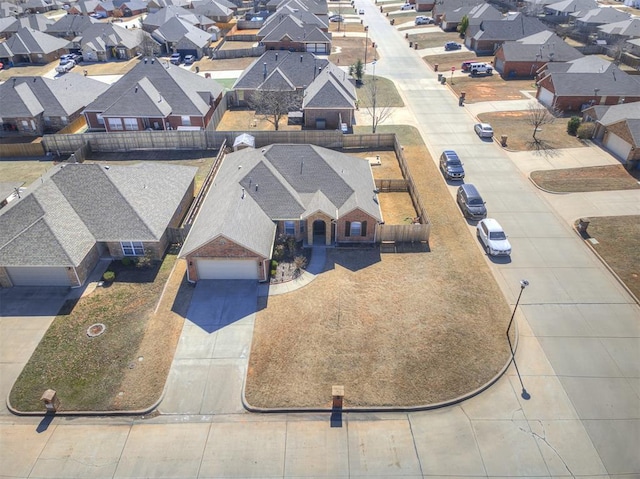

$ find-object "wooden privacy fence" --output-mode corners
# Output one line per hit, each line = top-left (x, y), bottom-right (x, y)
(375, 179), (408, 192)
(57, 116), (87, 135)
(0, 142), (45, 157)
(211, 46), (265, 59)
(378, 224), (430, 243)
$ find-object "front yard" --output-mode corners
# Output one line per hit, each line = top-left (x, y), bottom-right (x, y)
(477, 111), (587, 151)
(531, 165), (640, 193)
(10, 253), (191, 412)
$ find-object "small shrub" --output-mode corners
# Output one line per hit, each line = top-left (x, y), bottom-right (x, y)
(567, 116), (581, 136)
(102, 271), (116, 282)
(271, 259), (278, 269)
(577, 122), (595, 139)
(121, 257), (133, 266)
(293, 255), (308, 274)
(272, 245), (284, 261)
(270, 269), (277, 278)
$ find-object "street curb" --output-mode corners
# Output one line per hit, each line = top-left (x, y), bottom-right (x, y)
(527, 176), (571, 195)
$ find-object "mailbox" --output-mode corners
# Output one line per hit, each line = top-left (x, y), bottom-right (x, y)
(41, 389), (59, 412)
(332, 385), (344, 409)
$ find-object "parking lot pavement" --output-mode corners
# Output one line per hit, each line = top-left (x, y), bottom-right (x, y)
(158, 280), (257, 415)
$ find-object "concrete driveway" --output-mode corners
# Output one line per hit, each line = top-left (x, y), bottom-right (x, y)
(158, 280), (258, 415)
(0, 287), (68, 417)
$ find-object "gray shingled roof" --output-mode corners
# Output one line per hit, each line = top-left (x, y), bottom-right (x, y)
(0, 182), (23, 203)
(0, 163), (197, 267)
(302, 63), (356, 109)
(472, 14), (548, 42)
(234, 50), (329, 91)
(6, 13), (53, 33)
(0, 75), (110, 118)
(5, 27), (69, 55)
(572, 7), (630, 25)
(46, 13), (97, 35)
(83, 57), (223, 117)
(152, 16), (211, 46)
(597, 102), (640, 126)
(259, 14), (330, 44)
(598, 18), (640, 37)
(79, 23), (149, 51)
(180, 144), (382, 258)
(545, 0), (597, 14)
(545, 62), (640, 96)
(144, 5), (199, 28)
(499, 31), (582, 62)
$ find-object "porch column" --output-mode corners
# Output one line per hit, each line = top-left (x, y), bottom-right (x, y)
(325, 220), (331, 246)
(307, 219), (313, 245)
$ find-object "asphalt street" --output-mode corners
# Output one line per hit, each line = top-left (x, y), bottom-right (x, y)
(0, 1), (638, 477)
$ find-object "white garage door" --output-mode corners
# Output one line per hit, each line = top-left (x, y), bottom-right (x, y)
(538, 87), (554, 108)
(196, 259), (259, 280)
(604, 133), (632, 161)
(6, 266), (71, 286)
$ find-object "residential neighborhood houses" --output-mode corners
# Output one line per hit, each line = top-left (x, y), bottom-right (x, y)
(0, 0), (639, 475)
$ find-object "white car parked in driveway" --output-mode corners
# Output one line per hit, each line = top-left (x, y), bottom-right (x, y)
(477, 218), (511, 256)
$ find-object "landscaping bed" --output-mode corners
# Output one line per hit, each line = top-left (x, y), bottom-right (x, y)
(531, 165), (640, 193)
(9, 252), (191, 412)
(477, 111), (586, 151)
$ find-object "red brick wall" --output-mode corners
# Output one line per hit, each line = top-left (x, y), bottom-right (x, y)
(336, 209), (377, 243)
(304, 108), (352, 129)
(72, 244), (100, 286)
(500, 60), (545, 79)
(605, 121), (640, 161)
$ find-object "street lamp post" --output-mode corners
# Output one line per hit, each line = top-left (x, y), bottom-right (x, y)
(364, 27), (368, 71)
(371, 60), (377, 133)
(507, 279), (530, 400)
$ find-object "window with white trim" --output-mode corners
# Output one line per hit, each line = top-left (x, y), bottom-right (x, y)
(108, 118), (123, 130)
(284, 221), (295, 235)
(181, 115), (191, 126)
(121, 241), (144, 256)
(124, 118), (138, 130)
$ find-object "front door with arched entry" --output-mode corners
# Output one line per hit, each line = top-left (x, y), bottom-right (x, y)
(312, 219), (326, 245)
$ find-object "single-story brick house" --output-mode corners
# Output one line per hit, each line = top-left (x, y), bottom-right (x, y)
(536, 56), (640, 112)
(0, 162), (196, 287)
(582, 102), (640, 166)
(179, 144), (383, 282)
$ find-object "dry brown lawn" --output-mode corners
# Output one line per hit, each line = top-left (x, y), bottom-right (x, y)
(422, 52), (479, 72)
(478, 111), (586, 151)
(195, 56), (255, 72)
(0, 159), (56, 187)
(449, 76), (536, 103)
(216, 109), (303, 131)
(329, 36), (378, 67)
(408, 30), (461, 49)
(531, 165), (640, 193)
(246, 125), (512, 408)
(351, 150), (404, 179)
(378, 192), (418, 224)
(584, 216), (640, 301)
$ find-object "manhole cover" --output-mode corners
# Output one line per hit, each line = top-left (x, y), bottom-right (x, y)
(87, 323), (106, 338)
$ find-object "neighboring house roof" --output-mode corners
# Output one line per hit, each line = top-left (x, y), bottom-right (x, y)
(593, 102), (640, 126)
(144, 5), (200, 29)
(0, 16), (15, 35)
(121, 0), (147, 11)
(191, 0), (233, 19)
(72, 0), (100, 14)
(471, 13), (548, 43)
(447, 1), (502, 26)
(544, 0), (597, 14)
(46, 14), (97, 36)
(499, 31), (583, 62)
(571, 7), (630, 25)
(541, 57), (640, 96)
(0, 1), (24, 17)
(259, 13), (330, 43)
(180, 144), (382, 259)
(0, 40), (12, 57)
(84, 57), (224, 118)
(302, 62), (356, 109)
(80, 23), (150, 52)
(148, 0), (190, 9)
(23, 0), (56, 10)
(0, 162), (197, 267)
(598, 18), (640, 38)
(0, 75), (110, 118)
(4, 27), (69, 55)
(6, 13), (54, 33)
(234, 50), (329, 91)
(152, 16), (211, 47)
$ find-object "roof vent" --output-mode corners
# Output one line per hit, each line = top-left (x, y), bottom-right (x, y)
(300, 55), (303, 62)
(144, 57), (147, 63)
(151, 57), (155, 64)
(255, 184), (258, 191)
(241, 187), (245, 199)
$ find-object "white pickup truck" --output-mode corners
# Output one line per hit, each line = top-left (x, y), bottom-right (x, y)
(55, 61), (75, 74)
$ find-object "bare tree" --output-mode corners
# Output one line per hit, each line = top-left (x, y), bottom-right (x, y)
(362, 71), (394, 133)
(527, 101), (555, 143)
(139, 33), (161, 57)
(248, 88), (301, 131)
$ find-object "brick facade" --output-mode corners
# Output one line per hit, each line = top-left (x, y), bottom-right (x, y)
(336, 209), (378, 243)
(304, 108), (353, 130)
(604, 121), (640, 162)
(69, 244), (100, 286)
(0, 267), (12, 287)
(185, 236), (268, 281)
(305, 212), (333, 245)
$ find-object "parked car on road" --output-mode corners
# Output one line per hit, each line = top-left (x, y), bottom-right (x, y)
(400, 3), (414, 10)
(329, 15), (344, 22)
(456, 184), (486, 220)
(170, 53), (181, 65)
(474, 122), (494, 138)
(184, 54), (196, 64)
(444, 41), (462, 50)
(477, 218), (511, 256)
(439, 150), (465, 180)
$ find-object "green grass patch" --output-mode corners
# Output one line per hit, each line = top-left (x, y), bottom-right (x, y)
(356, 75), (404, 108)
(9, 254), (176, 412)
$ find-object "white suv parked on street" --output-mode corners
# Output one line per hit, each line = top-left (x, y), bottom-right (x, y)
(477, 218), (511, 256)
